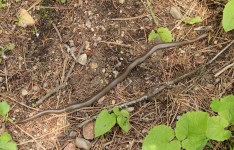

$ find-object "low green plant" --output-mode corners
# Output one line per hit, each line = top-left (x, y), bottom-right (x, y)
(95, 107), (131, 137)
(142, 95), (234, 150)
(222, 0), (234, 32)
(148, 27), (173, 43)
(59, 0), (66, 3)
(0, 0), (7, 9)
(0, 101), (17, 150)
(0, 43), (15, 63)
(183, 16), (202, 25)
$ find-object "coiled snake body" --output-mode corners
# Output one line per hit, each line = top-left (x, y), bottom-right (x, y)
(18, 34), (208, 123)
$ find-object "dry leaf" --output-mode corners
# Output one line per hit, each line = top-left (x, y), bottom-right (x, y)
(18, 8), (35, 27)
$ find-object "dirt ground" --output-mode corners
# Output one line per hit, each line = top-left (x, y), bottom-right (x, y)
(0, 0), (233, 149)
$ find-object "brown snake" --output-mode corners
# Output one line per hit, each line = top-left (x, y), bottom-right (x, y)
(18, 34), (208, 123)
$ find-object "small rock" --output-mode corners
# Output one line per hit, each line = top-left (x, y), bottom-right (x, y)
(90, 62), (98, 69)
(119, 0), (125, 4)
(170, 6), (183, 20)
(21, 89), (28, 96)
(113, 70), (119, 78)
(85, 20), (91, 28)
(126, 107), (135, 112)
(102, 68), (106, 73)
(0, 77), (3, 82)
(63, 142), (76, 150)
(75, 137), (91, 150)
(69, 131), (77, 139)
(83, 122), (94, 140)
(206, 84), (215, 90)
(78, 54), (88, 65)
(112, 100), (116, 105)
(32, 86), (39, 91)
(43, 82), (48, 88)
(98, 96), (105, 104)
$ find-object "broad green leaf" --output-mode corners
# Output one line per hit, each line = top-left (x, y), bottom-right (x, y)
(0, 132), (17, 150)
(0, 101), (10, 116)
(117, 109), (130, 132)
(175, 111), (209, 150)
(142, 125), (181, 150)
(206, 116), (231, 141)
(183, 16), (202, 25)
(120, 109), (130, 118)
(210, 95), (234, 124)
(113, 107), (120, 116)
(95, 110), (116, 137)
(222, 0), (234, 32)
(6, 44), (15, 50)
(157, 27), (172, 42)
(117, 115), (130, 132)
(148, 30), (159, 42)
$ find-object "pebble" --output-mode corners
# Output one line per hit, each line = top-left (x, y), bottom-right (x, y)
(69, 131), (77, 139)
(32, 86), (39, 91)
(170, 6), (183, 20)
(98, 96), (105, 104)
(126, 107), (135, 112)
(21, 89), (28, 96)
(63, 143), (76, 150)
(85, 20), (91, 28)
(83, 122), (94, 140)
(119, 0), (125, 4)
(0, 77), (3, 82)
(206, 84), (215, 90)
(102, 68), (106, 73)
(43, 82), (48, 88)
(90, 62), (98, 69)
(75, 137), (91, 150)
(113, 70), (119, 78)
(78, 54), (88, 65)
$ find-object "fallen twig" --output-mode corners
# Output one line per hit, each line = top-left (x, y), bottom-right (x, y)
(52, 23), (63, 42)
(215, 61), (234, 77)
(35, 43), (85, 106)
(78, 39), (234, 127)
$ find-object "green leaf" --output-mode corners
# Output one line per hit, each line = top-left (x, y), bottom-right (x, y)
(157, 27), (172, 42)
(117, 109), (130, 132)
(6, 44), (15, 50)
(210, 95), (234, 125)
(60, 0), (66, 3)
(0, 132), (17, 150)
(148, 30), (159, 42)
(0, 101), (10, 116)
(95, 110), (116, 137)
(206, 116), (231, 141)
(113, 107), (120, 116)
(0, 0), (7, 9)
(175, 111), (209, 150)
(222, 0), (234, 32)
(142, 125), (181, 150)
(183, 16), (202, 25)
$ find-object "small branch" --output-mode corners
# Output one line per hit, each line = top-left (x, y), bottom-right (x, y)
(52, 23), (63, 42)
(145, 0), (159, 27)
(99, 41), (133, 48)
(215, 62), (234, 77)
(35, 43), (85, 106)
(110, 14), (150, 21)
(65, 43), (85, 82)
(35, 83), (67, 106)
(78, 39), (234, 127)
